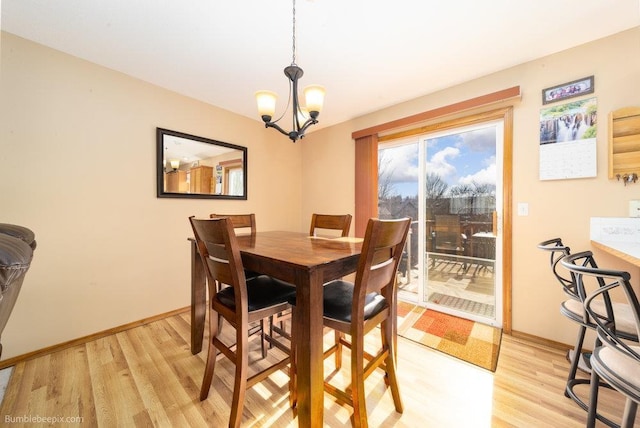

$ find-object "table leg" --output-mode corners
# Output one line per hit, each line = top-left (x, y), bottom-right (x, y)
(295, 270), (325, 427)
(190, 239), (206, 354)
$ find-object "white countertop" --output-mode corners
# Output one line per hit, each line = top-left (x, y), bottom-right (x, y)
(590, 217), (640, 266)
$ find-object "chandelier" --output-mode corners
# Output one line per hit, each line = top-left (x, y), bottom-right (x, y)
(255, 0), (325, 142)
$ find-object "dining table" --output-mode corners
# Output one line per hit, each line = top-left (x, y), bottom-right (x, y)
(189, 230), (364, 427)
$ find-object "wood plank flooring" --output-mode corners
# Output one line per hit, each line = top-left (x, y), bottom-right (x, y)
(0, 310), (637, 427)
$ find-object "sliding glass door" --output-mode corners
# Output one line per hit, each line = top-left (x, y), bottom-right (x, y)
(378, 121), (503, 327)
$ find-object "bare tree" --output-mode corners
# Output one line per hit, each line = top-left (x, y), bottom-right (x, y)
(448, 181), (496, 215)
(424, 172), (449, 216)
(425, 172), (448, 199)
(378, 152), (397, 200)
(449, 181), (495, 197)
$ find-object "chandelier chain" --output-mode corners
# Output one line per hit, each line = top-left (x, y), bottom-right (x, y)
(256, 0), (323, 142)
(291, 0), (296, 65)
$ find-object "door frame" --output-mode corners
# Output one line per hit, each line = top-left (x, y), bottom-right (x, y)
(416, 120), (504, 326)
(355, 106), (514, 334)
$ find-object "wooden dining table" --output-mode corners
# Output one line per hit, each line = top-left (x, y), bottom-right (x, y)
(189, 230), (364, 427)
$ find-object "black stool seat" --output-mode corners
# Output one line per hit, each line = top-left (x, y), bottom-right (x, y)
(288, 280), (387, 323)
(217, 275), (296, 312)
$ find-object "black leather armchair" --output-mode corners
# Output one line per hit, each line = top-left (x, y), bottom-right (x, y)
(0, 224), (36, 358)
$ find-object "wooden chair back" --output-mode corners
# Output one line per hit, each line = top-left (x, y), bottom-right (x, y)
(354, 217), (411, 310)
(434, 214), (464, 254)
(309, 213), (352, 237)
(190, 216), (247, 312)
(210, 213), (256, 235)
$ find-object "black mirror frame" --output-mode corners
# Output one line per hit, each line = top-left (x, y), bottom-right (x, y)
(156, 128), (248, 200)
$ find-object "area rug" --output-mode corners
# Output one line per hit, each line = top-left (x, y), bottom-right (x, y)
(396, 301), (502, 371)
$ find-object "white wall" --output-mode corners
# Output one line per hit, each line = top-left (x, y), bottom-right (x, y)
(302, 27), (640, 346)
(2, 27), (639, 360)
(0, 32), (303, 360)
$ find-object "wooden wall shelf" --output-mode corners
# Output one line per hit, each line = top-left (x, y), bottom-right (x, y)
(608, 106), (640, 180)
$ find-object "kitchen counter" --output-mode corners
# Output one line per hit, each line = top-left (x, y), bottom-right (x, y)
(590, 217), (640, 267)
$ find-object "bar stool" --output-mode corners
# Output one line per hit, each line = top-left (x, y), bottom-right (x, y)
(189, 216), (296, 428)
(289, 217), (411, 427)
(561, 251), (639, 427)
(537, 239), (592, 394)
(209, 213), (271, 356)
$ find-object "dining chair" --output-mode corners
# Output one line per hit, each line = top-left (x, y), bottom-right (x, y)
(210, 213), (269, 356)
(210, 213), (256, 235)
(289, 217), (411, 428)
(433, 214), (466, 255)
(209, 213), (258, 282)
(189, 216), (296, 428)
(269, 213), (354, 348)
(309, 213), (352, 238)
(561, 252), (640, 428)
(430, 214), (468, 273)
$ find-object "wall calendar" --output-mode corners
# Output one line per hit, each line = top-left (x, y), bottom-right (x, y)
(539, 97), (597, 180)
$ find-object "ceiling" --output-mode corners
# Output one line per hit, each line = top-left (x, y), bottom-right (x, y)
(3, 1), (640, 134)
(162, 132), (238, 169)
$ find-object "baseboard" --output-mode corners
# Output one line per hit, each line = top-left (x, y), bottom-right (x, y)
(510, 330), (572, 351)
(0, 310), (576, 370)
(0, 306), (190, 370)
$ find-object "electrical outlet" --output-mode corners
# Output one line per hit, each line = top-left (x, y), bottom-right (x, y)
(630, 200), (640, 218)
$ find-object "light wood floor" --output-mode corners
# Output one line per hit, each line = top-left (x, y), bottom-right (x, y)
(0, 310), (637, 427)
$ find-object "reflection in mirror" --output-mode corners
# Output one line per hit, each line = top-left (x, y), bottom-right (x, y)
(156, 128), (247, 199)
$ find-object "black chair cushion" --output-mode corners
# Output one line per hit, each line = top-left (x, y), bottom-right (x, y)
(288, 280), (387, 323)
(244, 269), (260, 281)
(217, 275), (296, 312)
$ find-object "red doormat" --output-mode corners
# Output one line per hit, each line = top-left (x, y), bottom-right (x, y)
(396, 301), (502, 371)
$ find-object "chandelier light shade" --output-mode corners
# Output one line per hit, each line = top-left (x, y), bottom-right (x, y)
(304, 85), (325, 114)
(255, 90), (278, 120)
(255, 0), (325, 142)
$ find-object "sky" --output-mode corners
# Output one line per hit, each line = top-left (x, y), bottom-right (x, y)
(379, 125), (497, 198)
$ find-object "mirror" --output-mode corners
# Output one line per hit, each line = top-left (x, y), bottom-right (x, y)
(157, 128), (247, 199)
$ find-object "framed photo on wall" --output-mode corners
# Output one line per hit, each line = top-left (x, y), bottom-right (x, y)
(542, 75), (594, 105)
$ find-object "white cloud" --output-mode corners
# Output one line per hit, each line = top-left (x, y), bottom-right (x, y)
(379, 144), (419, 182)
(427, 146), (460, 178)
(459, 162), (496, 186)
(459, 127), (495, 151)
